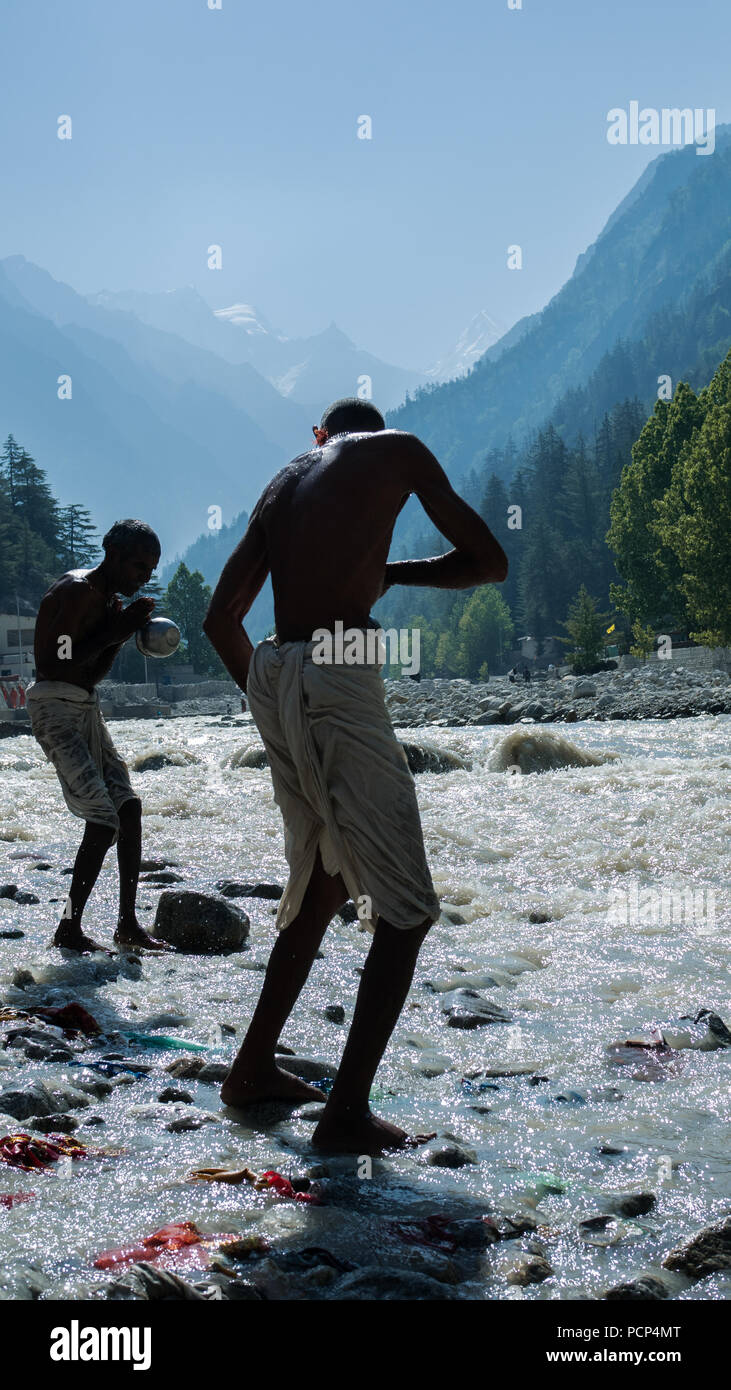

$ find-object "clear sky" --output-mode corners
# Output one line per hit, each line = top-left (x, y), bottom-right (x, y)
(1, 0), (728, 368)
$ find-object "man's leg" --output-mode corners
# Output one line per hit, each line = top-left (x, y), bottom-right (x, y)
(312, 914), (432, 1154)
(113, 797), (166, 951)
(55, 820), (116, 953)
(221, 848), (347, 1106)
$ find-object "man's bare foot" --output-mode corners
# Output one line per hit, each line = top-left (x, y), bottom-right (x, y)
(53, 922), (113, 955)
(114, 919), (168, 952)
(312, 1107), (435, 1155)
(220, 1065), (325, 1107)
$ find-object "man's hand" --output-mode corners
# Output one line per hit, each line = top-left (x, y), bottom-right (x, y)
(111, 596), (155, 642)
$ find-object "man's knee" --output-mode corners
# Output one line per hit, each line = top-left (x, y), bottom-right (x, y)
(118, 797), (142, 821)
(83, 820), (117, 846)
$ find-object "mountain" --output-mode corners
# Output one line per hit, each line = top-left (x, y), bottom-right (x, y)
(425, 309), (505, 382)
(89, 287), (425, 414)
(388, 126), (731, 483)
(0, 258), (295, 559)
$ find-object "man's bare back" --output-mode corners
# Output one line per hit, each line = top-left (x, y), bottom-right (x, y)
(205, 428), (507, 682)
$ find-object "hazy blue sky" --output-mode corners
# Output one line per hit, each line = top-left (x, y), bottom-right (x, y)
(1, 0), (728, 367)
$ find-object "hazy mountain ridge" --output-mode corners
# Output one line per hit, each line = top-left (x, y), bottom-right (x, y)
(388, 127), (731, 480)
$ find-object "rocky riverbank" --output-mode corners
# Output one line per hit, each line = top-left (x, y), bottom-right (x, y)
(383, 665), (731, 729)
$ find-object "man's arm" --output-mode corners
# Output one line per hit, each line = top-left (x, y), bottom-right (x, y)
(384, 436), (508, 591)
(202, 507), (270, 691)
(40, 585), (154, 668)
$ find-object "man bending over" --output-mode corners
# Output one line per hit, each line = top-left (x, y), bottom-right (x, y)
(204, 400), (507, 1153)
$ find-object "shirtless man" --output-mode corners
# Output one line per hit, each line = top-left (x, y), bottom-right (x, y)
(204, 398), (507, 1153)
(29, 519), (167, 954)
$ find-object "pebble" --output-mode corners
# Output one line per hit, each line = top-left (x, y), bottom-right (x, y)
(323, 1005), (345, 1024)
(325, 1267), (458, 1300)
(506, 1255), (553, 1285)
(157, 1087), (194, 1104)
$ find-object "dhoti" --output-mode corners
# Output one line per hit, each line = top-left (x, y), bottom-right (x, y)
(246, 635), (441, 932)
(26, 681), (136, 841)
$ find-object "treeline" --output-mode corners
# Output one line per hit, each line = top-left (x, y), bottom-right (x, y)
(609, 348), (731, 647)
(380, 397), (647, 676)
(0, 435), (97, 602)
(382, 350), (730, 675)
(0, 434), (224, 679)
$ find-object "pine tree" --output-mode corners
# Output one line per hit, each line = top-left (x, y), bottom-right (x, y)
(164, 563), (224, 675)
(559, 585), (610, 672)
(57, 504), (99, 570)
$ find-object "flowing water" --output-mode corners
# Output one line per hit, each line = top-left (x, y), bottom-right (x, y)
(0, 713), (729, 1300)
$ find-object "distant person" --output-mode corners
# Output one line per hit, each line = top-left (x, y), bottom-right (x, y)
(508, 666), (516, 684)
(28, 520), (167, 955)
(204, 397), (508, 1154)
(523, 665), (531, 683)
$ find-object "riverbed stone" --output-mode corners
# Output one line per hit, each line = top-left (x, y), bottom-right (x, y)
(602, 1275), (669, 1300)
(400, 742), (471, 774)
(442, 989), (512, 1029)
(153, 890), (250, 953)
(662, 1216), (731, 1279)
(327, 1267), (458, 1300)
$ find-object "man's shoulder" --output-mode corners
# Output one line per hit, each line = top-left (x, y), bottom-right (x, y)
(41, 571), (97, 608)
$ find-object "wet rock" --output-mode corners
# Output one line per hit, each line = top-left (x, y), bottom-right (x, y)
(0, 1080), (90, 1120)
(10, 890), (39, 905)
(485, 1213), (537, 1240)
(166, 1111), (217, 1133)
(133, 752), (200, 772)
(165, 1057), (205, 1081)
(528, 909), (552, 923)
(400, 742), (471, 775)
(215, 880), (283, 900)
(662, 1216), (731, 1279)
(153, 890), (250, 954)
(327, 1267), (457, 1300)
(106, 1262), (208, 1301)
(439, 907), (467, 925)
(158, 1087), (194, 1104)
(32, 1113), (79, 1134)
(0, 884), (18, 898)
(281, 1055), (337, 1084)
(605, 1192), (656, 1218)
(337, 902), (359, 923)
(323, 1004), (345, 1024)
(139, 859), (178, 872)
(507, 1255), (553, 1286)
(602, 1275), (669, 1301)
(11, 968), (36, 990)
(71, 1076), (115, 1100)
(660, 1008), (731, 1051)
(442, 989), (512, 1029)
(0, 929), (24, 939)
(425, 1139), (477, 1168)
(140, 870), (186, 884)
(196, 1063), (231, 1085)
(231, 746), (269, 770)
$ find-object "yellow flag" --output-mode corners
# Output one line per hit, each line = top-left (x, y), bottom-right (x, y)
(606, 623), (615, 634)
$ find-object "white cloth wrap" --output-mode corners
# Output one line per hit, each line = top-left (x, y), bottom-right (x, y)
(246, 636), (440, 932)
(26, 680), (135, 840)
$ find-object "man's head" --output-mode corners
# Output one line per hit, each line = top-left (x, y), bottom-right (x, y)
(102, 519), (161, 596)
(313, 397), (386, 445)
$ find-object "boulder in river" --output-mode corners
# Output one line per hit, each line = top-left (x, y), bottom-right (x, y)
(400, 742), (471, 774)
(153, 891), (249, 954)
(488, 728), (616, 774)
(506, 1255), (553, 1286)
(662, 1216), (731, 1279)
